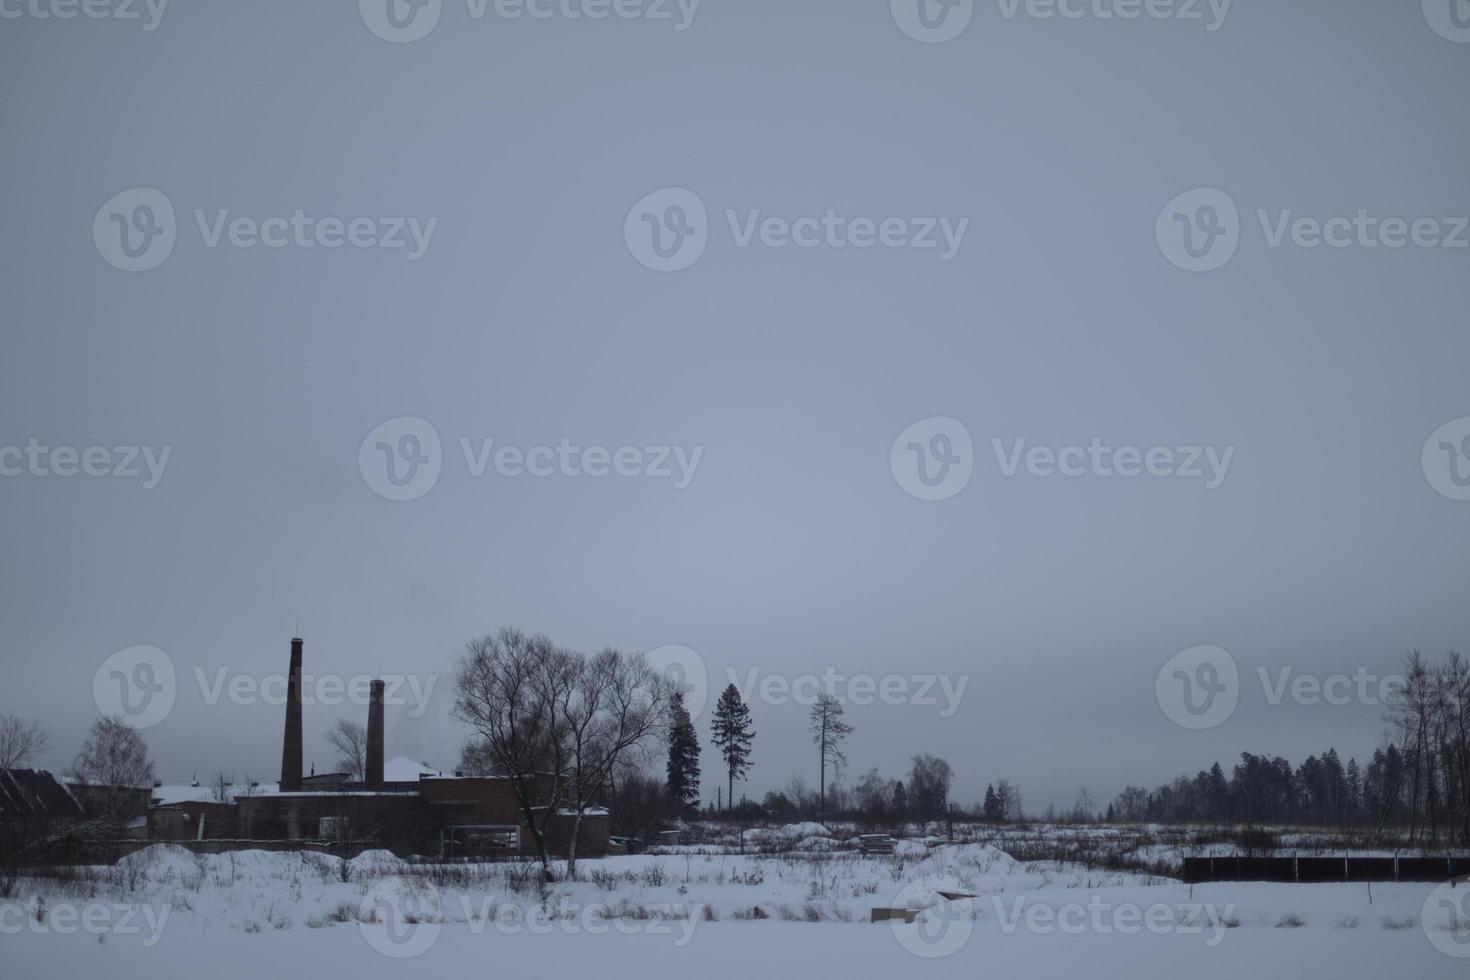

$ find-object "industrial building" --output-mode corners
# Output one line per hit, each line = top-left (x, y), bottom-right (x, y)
(147, 637), (609, 858)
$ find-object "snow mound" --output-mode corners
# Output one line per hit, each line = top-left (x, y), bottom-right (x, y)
(119, 844), (198, 878)
(348, 849), (405, 876)
(794, 836), (840, 851)
(744, 822), (832, 843)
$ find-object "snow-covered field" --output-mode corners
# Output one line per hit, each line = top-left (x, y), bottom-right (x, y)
(3, 834), (1467, 978)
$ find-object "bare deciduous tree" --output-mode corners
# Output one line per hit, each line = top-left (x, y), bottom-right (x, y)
(71, 717), (155, 823)
(325, 719), (368, 781)
(209, 769), (234, 803)
(454, 627), (578, 882)
(559, 648), (668, 877)
(0, 712), (49, 770)
(455, 629), (670, 880)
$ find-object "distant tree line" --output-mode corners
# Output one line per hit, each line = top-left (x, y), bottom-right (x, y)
(1107, 651), (1469, 845)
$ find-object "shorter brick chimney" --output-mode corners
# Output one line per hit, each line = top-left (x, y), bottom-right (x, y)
(365, 679), (385, 790)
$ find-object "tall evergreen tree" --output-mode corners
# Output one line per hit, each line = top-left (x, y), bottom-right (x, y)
(808, 694), (852, 826)
(710, 684), (755, 812)
(983, 783), (1002, 822)
(665, 690), (701, 817)
(892, 780), (908, 822)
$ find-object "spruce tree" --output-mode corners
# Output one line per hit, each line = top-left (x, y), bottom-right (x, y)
(710, 684), (755, 812)
(665, 690), (701, 818)
(983, 783), (1001, 822)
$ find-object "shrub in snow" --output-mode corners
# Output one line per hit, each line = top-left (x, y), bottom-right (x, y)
(1381, 916), (1416, 931)
(1334, 916), (1359, 929)
(1276, 913), (1305, 929)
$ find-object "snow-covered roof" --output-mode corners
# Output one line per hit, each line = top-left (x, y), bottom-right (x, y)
(152, 782), (279, 805)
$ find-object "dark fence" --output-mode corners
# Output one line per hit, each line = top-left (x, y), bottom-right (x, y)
(1183, 855), (1468, 884)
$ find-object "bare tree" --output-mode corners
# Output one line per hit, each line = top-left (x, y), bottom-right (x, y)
(559, 648), (669, 877)
(0, 712), (49, 769)
(71, 717), (154, 823)
(809, 694), (852, 827)
(325, 719), (368, 781)
(209, 769), (234, 804)
(454, 627), (578, 882)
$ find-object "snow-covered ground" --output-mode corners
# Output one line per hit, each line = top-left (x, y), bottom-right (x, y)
(3, 836), (1467, 977)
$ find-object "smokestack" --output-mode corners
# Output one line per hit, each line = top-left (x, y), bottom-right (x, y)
(279, 637), (304, 793)
(366, 679), (385, 790)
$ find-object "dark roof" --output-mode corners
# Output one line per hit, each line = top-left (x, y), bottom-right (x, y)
(0, 769), (86, 819)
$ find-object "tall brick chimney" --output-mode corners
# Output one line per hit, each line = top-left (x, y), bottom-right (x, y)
(279, 637), (304, 793)
(366, 679), (385, 790)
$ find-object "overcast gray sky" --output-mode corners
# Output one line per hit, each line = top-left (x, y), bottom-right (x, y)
(2, 0), (1468, 813)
